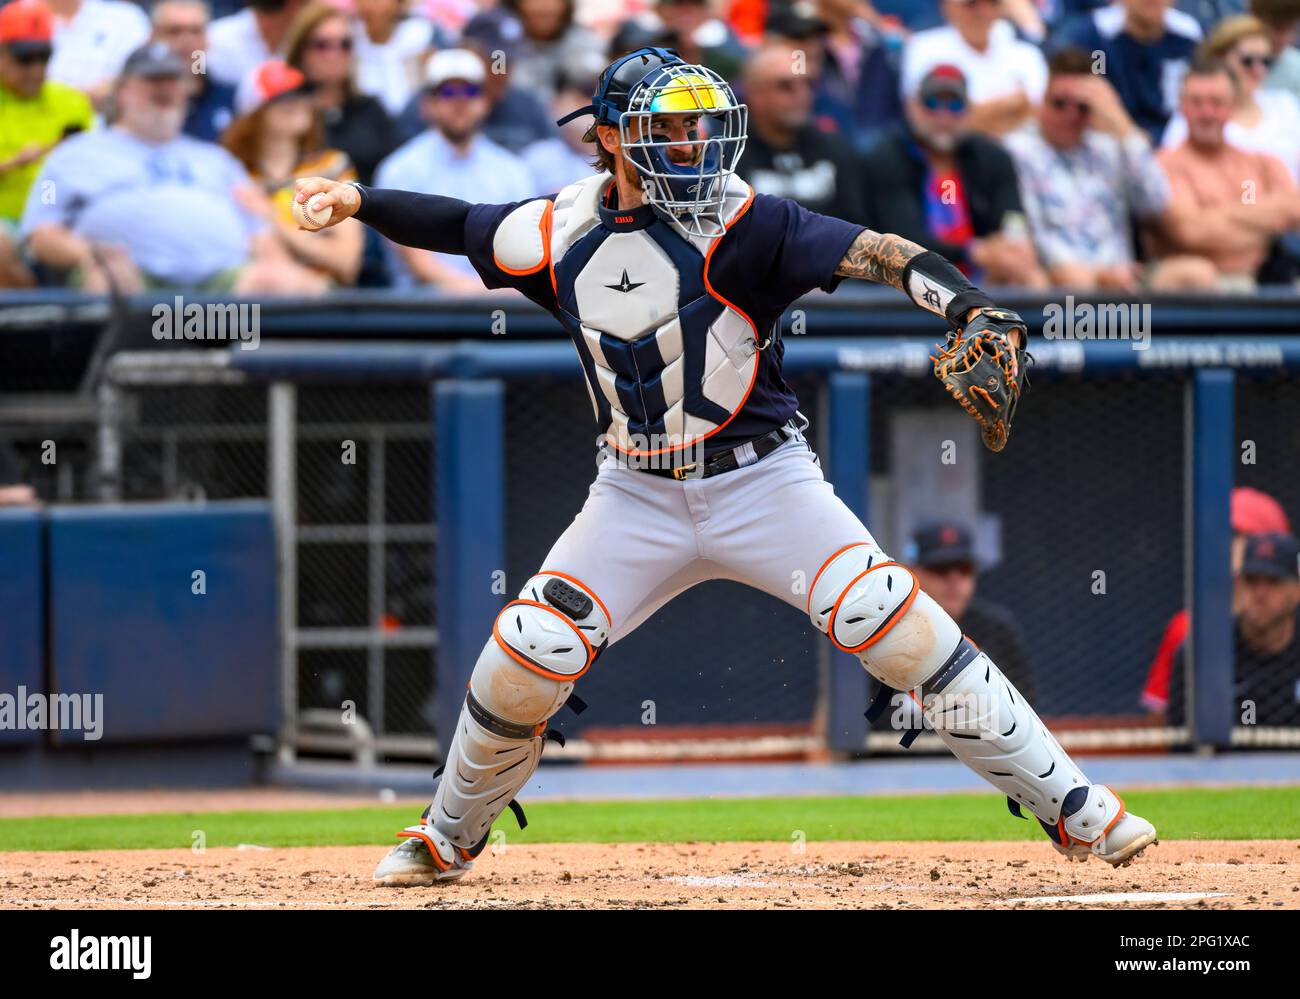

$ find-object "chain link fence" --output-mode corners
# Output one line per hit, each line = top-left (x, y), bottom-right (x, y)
(100, 353), (437, 762)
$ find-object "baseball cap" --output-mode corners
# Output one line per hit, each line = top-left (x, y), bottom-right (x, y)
(920, 63), (968, 102)
(912, 520), (976, 568)
(459, 9), (525, 63)
(0, 0), (53, 56)
(236, 60), (311, 115)
(121, 42), (187, 79)
(425, 48), (486, 90)
(764, 3), (828, 40)
(1240, 532), (1300, 581)
(1231, 486), (1291, 536)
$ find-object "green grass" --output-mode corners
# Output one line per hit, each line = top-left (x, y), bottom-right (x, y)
(1, 787), (1297, 852)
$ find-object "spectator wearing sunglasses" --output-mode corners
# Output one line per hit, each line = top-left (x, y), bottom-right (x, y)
(861, 64), (1047, 287)
(736, 43), (869, 223)
(901, 0), (1048, 137)
(1005, 47), (1216, 290)
(1050, 0), (1203, 142)
(762, 0), (903, 153)
(0, 0), (92, 287)
(151, 0), (238, 144)
(208, 0), (304, 89)
(454, 9), (559, 153)
(285, 1), (398, 185)
(1160, 16), (1300, 180)
(1251, 0), (1300, 102)
(908, 520), (1037, 704)
(374, 48), (532, 291)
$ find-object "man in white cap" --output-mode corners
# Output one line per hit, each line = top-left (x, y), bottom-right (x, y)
(373, 48), (532, 291)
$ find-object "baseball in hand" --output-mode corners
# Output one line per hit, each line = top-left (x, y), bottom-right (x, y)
(293, 194), (333, 231)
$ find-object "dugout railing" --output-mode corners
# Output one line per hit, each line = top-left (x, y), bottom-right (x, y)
(82, 332), (1300, 764)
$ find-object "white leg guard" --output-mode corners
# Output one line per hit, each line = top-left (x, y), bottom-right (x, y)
(922, 640), (1087, 825)
(808, 542), (1156, 862)
(923, 644), (1156, 863)
(424, 571), (610, 858)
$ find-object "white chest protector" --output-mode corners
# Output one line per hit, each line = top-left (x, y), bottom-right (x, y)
(491, 172), (762, 458)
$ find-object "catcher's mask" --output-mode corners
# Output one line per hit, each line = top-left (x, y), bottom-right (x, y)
(557, 47), (748, 238)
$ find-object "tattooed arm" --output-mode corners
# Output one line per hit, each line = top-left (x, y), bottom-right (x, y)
(835, 228), (1005, 334)
(834, 229), (927, 292)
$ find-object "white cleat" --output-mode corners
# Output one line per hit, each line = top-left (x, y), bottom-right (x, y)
(1046, 785), (1158, 868)
(373, 823), (473, 887)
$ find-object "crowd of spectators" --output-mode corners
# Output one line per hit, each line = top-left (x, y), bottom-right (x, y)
(3, 0), (1300, 294)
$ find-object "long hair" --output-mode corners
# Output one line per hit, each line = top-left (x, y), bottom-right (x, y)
(285, 0), (358, 97)
(1198, 15), (1271, 60)
(221, 101), (327, 179)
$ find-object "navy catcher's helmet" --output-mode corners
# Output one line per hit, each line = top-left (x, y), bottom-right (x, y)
(557, 46), (748, 238)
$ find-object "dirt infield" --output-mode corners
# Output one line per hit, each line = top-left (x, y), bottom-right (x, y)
(2, 839), (1296, 909)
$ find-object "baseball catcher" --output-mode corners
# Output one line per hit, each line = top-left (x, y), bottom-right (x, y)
(295, 47), (1155, 885)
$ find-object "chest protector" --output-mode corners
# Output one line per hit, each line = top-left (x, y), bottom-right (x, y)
(492, 172), (760, 458)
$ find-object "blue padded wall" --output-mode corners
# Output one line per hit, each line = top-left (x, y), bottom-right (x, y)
(47, 501), (278, 743)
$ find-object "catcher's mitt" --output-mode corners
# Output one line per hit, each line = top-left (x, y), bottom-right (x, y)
(932, 308), (1031, 453)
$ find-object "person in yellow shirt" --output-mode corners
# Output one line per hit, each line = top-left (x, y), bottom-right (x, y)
(0, 0), (93, 285)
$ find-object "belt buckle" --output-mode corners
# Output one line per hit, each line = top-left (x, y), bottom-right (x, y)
(672, 463), (698, 481)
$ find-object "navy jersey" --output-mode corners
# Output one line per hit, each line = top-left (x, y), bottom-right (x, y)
(462, 173), (862, 458)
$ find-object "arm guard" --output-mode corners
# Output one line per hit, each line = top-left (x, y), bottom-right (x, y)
(901, 250), (994, 328)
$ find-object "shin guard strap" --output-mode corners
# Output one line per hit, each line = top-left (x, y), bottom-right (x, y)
(465, 691), (542, 740)
(926, 635), (981, 693)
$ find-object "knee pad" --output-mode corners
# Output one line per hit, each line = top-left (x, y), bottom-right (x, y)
(808, 542), (961, 692)
(469, 571), (611, 727)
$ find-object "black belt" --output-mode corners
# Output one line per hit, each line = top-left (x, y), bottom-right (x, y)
(622, 425), (796, 481)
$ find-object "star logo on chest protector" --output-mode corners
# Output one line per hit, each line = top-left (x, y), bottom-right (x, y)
(604, 269), (645, 294)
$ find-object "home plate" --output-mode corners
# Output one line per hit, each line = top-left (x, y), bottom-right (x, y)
(1003, 891), (1230, 904)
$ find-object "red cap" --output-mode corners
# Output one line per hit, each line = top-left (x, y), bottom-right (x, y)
(238, 60), (309, 114)
(1231, 487), (1291, 535)
(0, 0), (53, 46)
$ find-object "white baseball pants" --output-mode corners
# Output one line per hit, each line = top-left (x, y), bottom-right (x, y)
(539, 433), (872, 642)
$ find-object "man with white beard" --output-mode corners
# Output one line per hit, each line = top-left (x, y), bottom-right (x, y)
(22, 42), (323, 293)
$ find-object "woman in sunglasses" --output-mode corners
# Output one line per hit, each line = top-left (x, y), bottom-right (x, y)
(285, 0), (398, 185)
(1161, 15), (1300, 181)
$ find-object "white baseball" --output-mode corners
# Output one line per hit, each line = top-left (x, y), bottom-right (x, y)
(293, 195), (333, 231)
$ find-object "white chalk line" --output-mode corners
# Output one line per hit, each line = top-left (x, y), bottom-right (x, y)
(1003, 891), (1231, 904)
